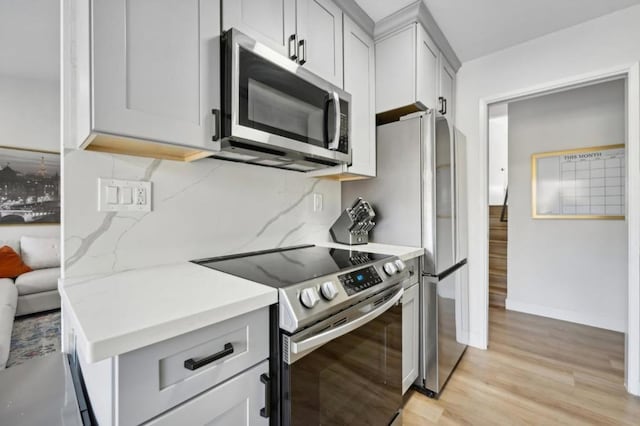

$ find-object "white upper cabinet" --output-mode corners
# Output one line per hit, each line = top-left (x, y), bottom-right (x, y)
(296, 0), (344, 87)
(375, 23), (440, 116)
(312, 15), (375, 179)
(222, 0), (296, 58)
(223, 0), (343, 87)
(375, 24), (416, 114)
(417, 25), (439, 113)
(438, 54), (456, 122)
(343, 16), (375, 177)
(66, 0), (221, 161)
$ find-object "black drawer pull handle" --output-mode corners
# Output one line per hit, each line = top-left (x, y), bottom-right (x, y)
(211, 109), (220, 141)
(183, 343), (234, 371)
(260, 373), (271, 418)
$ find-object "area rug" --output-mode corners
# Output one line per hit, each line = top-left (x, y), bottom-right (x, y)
(6, 310), (61, 368)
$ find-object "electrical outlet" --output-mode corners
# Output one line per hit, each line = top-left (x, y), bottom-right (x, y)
(99, 178), (152, 212)
(136, 188), (146, 205)
(313, 193), (323, 212)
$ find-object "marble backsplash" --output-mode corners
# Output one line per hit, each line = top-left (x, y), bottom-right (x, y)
(63, 149), (341, 279)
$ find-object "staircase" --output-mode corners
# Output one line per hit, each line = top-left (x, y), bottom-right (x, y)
(489, 205), (507, 308)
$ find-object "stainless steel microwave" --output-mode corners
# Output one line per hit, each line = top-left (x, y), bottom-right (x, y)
(211, 29), (351, 172)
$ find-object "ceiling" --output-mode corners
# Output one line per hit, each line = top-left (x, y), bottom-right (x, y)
(2, 1), (639, 80)
(356, 0), (640, 62)
(0, 0), (59, 81)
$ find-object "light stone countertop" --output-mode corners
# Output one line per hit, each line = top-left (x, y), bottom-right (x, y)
(59, 262), (277, 363)
(60, 242), (422, 364)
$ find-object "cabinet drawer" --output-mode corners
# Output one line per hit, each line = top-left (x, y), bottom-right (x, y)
(145, 360), (269, 426)
(117, 307), (269, 426)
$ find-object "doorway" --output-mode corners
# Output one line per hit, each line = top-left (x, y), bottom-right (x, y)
(473, 64), (640, 395)
(487, 79), (628, 328)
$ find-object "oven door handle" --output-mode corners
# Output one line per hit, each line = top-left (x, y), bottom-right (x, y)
(291, 287), (403, 355)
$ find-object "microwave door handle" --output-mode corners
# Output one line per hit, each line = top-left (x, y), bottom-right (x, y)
(327, 91), (341, 150)
(290, 287), (403, 356)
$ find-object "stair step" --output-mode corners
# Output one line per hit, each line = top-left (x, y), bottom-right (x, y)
(490, 286), (507, 296)
(489, 291), (506, 308)
(489, 206), (508, 220)
(489, 228), (508, 242)
(489, 241), (507, 257)
(489, 273), (507, 290)
(489, 256), (507, 275)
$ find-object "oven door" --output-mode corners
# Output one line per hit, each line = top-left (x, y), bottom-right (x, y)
(281, 286), (403, 426)
(222, 29), (351, 169)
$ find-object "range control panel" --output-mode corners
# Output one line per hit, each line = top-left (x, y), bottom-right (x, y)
(338, 266), (383, 295)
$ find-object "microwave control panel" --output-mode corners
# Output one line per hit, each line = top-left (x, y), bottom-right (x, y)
(338, 266), (382, 295)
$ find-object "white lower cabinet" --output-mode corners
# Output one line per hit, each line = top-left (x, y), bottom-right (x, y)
(77, 307), (269, 425)
(145, 360), (269, 425)
(402, 282), (419, 394)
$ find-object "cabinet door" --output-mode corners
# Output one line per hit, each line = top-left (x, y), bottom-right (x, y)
(343, 16), (375, 177)
(417, 26), (439, 112)
(438, 54), (455, 122)
(146, 360), (270, 426)
(222, 0), (296, 58)
(92, 0), (220, 151)
(402, 283), (420, 394)
(375, 24), (416, 113)
(296, 0), (343, 87)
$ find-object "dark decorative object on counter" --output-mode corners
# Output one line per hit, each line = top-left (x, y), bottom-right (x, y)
(0, 146), (60, 225)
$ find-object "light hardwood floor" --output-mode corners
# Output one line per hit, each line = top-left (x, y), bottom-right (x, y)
(403, 307), (640, 425)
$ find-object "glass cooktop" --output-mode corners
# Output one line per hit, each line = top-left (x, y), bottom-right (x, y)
(194, 245), (391, 289)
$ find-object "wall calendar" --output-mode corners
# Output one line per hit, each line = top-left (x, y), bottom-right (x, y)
(532, 144), (625, 219)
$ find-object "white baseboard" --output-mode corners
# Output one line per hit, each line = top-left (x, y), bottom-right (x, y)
(628, 380), (640, 396)
(505, 298), (626, 332)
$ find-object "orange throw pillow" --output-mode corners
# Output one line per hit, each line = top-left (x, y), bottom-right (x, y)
(0, 245), (32, 279)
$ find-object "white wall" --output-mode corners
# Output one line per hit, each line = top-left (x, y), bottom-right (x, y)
(507, 80), (626, 332)
(488, 103), (508, 205)
(0, 75), (60, 242)
(63, 150), (341, 279)
(455, 4), (640, 349)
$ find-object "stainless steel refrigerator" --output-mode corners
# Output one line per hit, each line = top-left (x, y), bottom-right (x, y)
(342, 110), (468, 397)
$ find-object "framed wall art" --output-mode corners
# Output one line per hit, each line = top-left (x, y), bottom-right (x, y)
(0, 146), (60, 225)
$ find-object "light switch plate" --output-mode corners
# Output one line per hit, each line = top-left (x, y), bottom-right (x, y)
(313, 193), (323, 212)
(98, 178), (152, 212)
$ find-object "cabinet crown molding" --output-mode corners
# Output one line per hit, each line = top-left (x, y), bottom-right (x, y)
(373, 0), (461, 71)
(339, 0), (375, 35)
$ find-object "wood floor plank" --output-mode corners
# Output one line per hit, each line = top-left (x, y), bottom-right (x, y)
(403, 307), (640, 425)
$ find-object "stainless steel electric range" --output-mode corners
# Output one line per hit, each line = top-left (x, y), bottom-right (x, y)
(194, 244), (409, 426)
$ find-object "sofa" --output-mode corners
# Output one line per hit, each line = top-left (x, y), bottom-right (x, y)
(0, 237), (61, 316)
(0, 279), (17, 369)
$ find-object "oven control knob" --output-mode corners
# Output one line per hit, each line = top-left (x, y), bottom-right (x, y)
(383, 262), (398, 276)
(320, 281), (339, 300)
(300, 287), (320, 309)
(394, 259), (406, 272)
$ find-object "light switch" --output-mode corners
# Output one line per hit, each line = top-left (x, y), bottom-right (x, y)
(98, 178), (152, 212)
(120, 187), (133, 205)
(106, 186), (118, 204)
